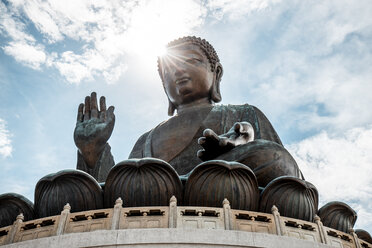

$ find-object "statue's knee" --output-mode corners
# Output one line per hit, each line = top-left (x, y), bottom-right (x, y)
(216, 139), (301, 187)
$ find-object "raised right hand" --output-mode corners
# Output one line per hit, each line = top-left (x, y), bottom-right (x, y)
(74, 92), (115, 168)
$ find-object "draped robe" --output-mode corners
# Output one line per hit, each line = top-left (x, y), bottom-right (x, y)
(129, 104), (286, 176)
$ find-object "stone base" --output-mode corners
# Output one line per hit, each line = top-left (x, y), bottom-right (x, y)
(2, 228), (334, 248)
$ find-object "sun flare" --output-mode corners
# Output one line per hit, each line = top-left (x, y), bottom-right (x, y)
(123, 0), (203, 63)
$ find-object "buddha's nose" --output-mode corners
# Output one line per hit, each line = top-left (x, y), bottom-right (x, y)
(174, 65), (185, 77)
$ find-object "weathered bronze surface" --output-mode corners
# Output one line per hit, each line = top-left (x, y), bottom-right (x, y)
(104, 158), (183, 208)
(259, 176), (318, 222)
(0, 36), (360, 232)
(184, 160), (259, 210)
(74, 92), (115, 182)
(129, 104), (285, 176)
(318, 201), (357, 233)
(34, 169), (103, 218)
(0, 193), (34, 228)
(355, 229), (372, 244)
(215, 139), (302, 187)
(70, 37), (358, 225)
(74, 37), (289, 182)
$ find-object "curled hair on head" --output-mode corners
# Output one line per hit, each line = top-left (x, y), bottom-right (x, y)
(157, 36), (221, 81)
(158, 36), (223, 116)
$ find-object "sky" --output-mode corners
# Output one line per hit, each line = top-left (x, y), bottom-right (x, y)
(0, 0), (371, 232)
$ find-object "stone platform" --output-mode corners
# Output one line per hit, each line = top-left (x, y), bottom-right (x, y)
(0, 198), (371, 248)
(1, 228), (335, 248)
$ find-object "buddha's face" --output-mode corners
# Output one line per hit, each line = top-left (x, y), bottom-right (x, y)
(161, 43), (215, 108)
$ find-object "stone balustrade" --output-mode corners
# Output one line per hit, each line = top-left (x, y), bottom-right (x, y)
(0, 197), (371, 248)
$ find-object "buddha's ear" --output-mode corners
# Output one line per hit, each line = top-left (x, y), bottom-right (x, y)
(168, 99), (176, 116)
(211, 62), (223, 103)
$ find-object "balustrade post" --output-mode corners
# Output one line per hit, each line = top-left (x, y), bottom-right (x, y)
(111, 197), (123, 230)
(314, 215), (329, 244)
(350, 228), (362, 248)
(169, 196), (177, 228)
(6, 213), (24, 244)
(222, 198), (232, 230)
(56, 203), (71, 235)
(271, 205), (284, 236)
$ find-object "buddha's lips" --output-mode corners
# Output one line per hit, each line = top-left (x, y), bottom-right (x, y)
(175, 77), (190, 85)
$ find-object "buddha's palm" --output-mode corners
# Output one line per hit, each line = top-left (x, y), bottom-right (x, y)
(197, 122), (254, 161)
(74, 92), (115, 168)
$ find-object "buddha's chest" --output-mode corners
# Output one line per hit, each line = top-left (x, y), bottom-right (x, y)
(150, 106), (214, 162)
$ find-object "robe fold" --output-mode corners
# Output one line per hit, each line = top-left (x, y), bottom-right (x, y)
(129, 104), (283, 175)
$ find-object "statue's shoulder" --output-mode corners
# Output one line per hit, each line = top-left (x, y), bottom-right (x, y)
(212, 103), (257, 113)
(128, 130), (151, 159)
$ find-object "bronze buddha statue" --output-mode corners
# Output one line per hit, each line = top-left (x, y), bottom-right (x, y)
(74, 36), (302, 186)
(0, 37), (362, 233)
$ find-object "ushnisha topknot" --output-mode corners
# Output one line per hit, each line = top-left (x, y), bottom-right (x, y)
(157, 36), (220, 81)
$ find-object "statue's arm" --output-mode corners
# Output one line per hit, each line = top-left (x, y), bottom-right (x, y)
(128, 131), (149, 159)
(251, 106), (283, 146)
(197, 104), (283, 160)
(76, 143), (115, 182)
(74, 92), (115, 182)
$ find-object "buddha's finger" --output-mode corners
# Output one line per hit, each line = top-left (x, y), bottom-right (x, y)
(219, 137), (229, 147)
(77, 103), (84, 122)
(99, 96), (106, 111)
(234, 122), (244, 134)
(235, 121), (253, 134)
(197, 149), (205, 159)
(107, 106), (115, 122)
(219, 137), (236, 150)
(90, 92), (98, 118)
(84, 96), (91, 121)
(199, 133), (217, 153)
(198, 137), (213, 153)
(203, 129), (219, 142)
(99, 96), (107, 120)
(198, 137), (206, 145)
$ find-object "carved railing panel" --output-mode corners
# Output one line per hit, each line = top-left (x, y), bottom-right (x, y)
(281, 216), (321, 243)
(64, 209), (113, 234)
(0, 226), (11, 245)
(360, 240), (372, 248)
(231, 209), (275, 234)
(120, 207), (169, 229)
(324, 226), (355, 248)
(14, 215), (59, 242)
(177, 207), (224, 230)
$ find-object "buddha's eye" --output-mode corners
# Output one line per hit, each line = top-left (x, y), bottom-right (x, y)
(185, 58), (202, 64)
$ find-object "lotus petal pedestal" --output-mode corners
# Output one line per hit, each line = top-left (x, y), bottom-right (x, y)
(104, 158), (183, 207)
(0, 193), (34, 228)
(184, 160), (259, 211)
(318, 201), (357, 233)
(259, 176), (318, 222)
(34, 169), (103, 218)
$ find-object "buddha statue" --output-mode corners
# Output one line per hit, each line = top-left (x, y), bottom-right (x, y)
(74, 36), (302, 186)
(0, 37), (362, 232)
(70, 36), (321, 220)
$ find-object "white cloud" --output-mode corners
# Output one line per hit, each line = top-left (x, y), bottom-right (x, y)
(207, 0), (280, 20)
(53, 51), (94, 83)
(1, 0), (207, 83)
(0, 2), (35, 42)
(288, 126), (372, 230)
(218, 0), (372, 133)
(17, 0), (64, 42)
(0, 119), (12, 158)
(3, 41), (46, 69)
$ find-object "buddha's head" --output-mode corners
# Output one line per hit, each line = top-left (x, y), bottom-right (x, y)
(158, 37), (223, 116)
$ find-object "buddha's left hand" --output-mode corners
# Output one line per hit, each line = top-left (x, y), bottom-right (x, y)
(197, 122), (254, 161)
